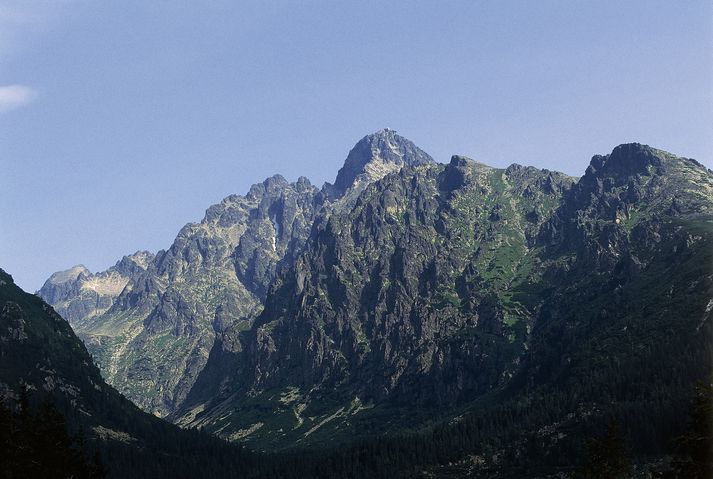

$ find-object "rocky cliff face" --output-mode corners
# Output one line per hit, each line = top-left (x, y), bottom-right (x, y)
(39, 129), (431, 417)
(329, 128), (434, 200)
(174, 143), (713, 451)
(248, 158), (573, 404)
(173, 154), (575, 444)
(520, 143), (713, 389)
(38, 133), (713, 457)
(69, 175), (321, 416)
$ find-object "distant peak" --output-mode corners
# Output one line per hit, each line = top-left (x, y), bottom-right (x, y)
(449, 154), (473, 165)
(47, 265), (90, 284)
(361, 128), (404, 144)
(332, 129), (434, 196)
(245, 174), (289, 200)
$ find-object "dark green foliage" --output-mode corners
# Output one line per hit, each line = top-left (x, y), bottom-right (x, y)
(579, 420), (631, 479)
(0, 268), (261, 479)
(667, 380), (713, 478)
(0, 387), (105, 479)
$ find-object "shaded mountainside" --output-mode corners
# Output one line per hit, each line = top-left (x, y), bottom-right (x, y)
(73, 174), (321, 417)
(294, 158), (573, 406)
(27, 133), (713, 477)
(38, 128), (432, 417)
(174, 143), (713, 462)
(0, 268), (260, 478)
(450, 144), (713, 476)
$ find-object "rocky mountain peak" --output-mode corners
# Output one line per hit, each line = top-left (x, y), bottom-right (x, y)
(45, 265), (90, 285)
(331, 128), (434, 196)
(585, 142), (666, 181)
(37, 252), (155, 326)
(33, 135), (713, 460)
(247, 174), (290, 199)
(540, 143), (713, 258)
(114, 251), (154, 276)
(448, 154), (473, 168)
(577, 143), (710, 199)
(439, 155), (496, 192)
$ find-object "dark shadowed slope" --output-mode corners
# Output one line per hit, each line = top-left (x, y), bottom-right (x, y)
(1, 268), (259, 478)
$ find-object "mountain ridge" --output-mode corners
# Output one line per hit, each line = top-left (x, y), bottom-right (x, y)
(36, 134), (713, 467)
(37, 251), (154, 327)
(1, 267), (262, 478)
(171, 141), (713, 453)
(330, 128), (435, 197)
(37, 129), (436, 416)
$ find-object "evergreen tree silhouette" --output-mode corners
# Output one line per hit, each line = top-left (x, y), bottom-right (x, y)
(668, 380), (713, 478)
(580, 419), (631, 479)
(0, 387), (106, 478)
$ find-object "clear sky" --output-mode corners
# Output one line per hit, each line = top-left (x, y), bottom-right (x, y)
(1, 1), (712, 292)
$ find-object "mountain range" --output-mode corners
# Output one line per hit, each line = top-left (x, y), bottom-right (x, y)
(24, 129), (713, 476)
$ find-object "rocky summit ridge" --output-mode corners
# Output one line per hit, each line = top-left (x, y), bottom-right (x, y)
(172, 141), (712, 457)
(38, 251), (154, 327)
(330, 128), (434, 197)
(38, 133), (713, 464)
(37, 129), (435, 416)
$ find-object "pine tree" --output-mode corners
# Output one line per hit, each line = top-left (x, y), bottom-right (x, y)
(668, 380), (713, 479)
(580, 419), (631, 479)
(0, 388), (106, 479)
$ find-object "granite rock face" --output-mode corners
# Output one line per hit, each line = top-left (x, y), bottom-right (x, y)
(174, 154), (575, 443)
(39, 129), (429, 417)
(331, 128), (434, 197)
(67, 176), (322, 416)
(39, 134), (713, 454)
(246, 159), (573, 404)
(174, 143), (713, 450)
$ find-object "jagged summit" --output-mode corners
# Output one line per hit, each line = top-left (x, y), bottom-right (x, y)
(246, 174), (290, 199)
(449, 154), (497, 171)
(34, 135), (713, 461)
(585, 142), (665, 180)
(41, 251), (154, 290)
(331, 128), (434, 196)
(45, 264), (90, 285)
(37, 251), (154, 325)
(585, 142), (710, 181)
(581, 143), (710, 190)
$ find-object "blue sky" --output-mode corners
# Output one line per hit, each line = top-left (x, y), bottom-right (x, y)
(1, 1), (712, 291)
